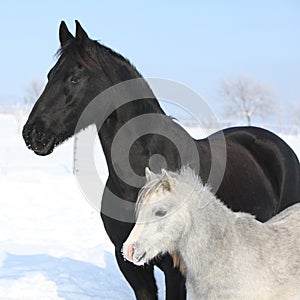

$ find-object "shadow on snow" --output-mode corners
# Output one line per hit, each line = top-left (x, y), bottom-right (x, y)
(0, 251), (134, 300)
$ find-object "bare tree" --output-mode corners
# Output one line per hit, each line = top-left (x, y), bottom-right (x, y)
(9, 78), (45, 135)
(291, 102), (300, 133)
(219, 76), (277, 126)
(13, 102), (28, 135)
(24, 78), (45, 105)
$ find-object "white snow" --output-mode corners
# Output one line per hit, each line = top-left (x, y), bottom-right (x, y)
(0, 274), (64, 300)
(0, 114), (299, 299)
(0, 115), (137, 300)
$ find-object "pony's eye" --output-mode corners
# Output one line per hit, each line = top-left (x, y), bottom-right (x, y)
(154, 209), (167, 217)
(70, 76), (80, 84)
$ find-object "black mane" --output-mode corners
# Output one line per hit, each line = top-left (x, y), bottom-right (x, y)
(56, 38), (141, 81)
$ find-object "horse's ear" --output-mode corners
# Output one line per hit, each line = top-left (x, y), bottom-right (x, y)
(145, 167), (154, 182)
(59, 21), (74, 46)
(161, 169), (173, 192)
(75, 20), (90, 42)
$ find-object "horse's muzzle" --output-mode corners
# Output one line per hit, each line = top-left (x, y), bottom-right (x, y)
(22, 122), (56, 156)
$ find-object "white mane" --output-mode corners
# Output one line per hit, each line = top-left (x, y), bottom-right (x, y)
(136, 166), (206, 215)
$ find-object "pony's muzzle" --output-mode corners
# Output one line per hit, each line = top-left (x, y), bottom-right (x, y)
(122, 244), (134, 262)
(124, 244), (134, 261)
(122, 243), (146, 266)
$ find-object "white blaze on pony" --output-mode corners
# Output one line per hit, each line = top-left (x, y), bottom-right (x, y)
(123, 167), (300, 300)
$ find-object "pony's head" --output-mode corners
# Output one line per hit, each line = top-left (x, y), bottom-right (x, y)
(123, 167), (196, 266)
(22, 21), (140, 155)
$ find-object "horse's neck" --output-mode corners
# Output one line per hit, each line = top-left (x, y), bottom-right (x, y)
(95, 52), (210, 184)
(93, 50), (163, 166)
(97, 88), (165, 174)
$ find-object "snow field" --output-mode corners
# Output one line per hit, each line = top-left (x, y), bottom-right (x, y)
(0, 115), (299, 299)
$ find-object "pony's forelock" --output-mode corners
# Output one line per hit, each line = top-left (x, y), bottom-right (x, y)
(135, 176), (161, 217)
(135, 166), (204, 217)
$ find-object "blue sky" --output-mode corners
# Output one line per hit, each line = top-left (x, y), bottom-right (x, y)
(0, 1), (299, 123)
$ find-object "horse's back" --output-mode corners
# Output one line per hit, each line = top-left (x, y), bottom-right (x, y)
(222, 126), (300, 213)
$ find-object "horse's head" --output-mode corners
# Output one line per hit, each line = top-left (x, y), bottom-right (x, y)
(123, 168), (189, 266)
(22, 21), (126, 155)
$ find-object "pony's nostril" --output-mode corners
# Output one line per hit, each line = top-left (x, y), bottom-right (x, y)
(135, 251), (146, 263)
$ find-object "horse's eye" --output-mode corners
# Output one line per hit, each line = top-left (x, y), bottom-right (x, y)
(154, 209), (167, 217)
(70, 76), (80, 84)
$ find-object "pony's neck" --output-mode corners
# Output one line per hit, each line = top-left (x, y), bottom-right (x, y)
(177, 185), (237, 279)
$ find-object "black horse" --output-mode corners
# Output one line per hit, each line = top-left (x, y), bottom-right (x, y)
(23, 21), (300, 300)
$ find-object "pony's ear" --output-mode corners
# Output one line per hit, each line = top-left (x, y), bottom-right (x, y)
(161, 169), (173, 192)
(59, 21), (74, 46)
(145, 167), (154, 182)
(75, 20), (90, 42)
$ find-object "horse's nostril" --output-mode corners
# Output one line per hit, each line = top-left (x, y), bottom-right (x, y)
(22, 124), (33, 144)
(22, 124), (31, 136)
(31, 127), (37, 137)
(23, 124), (37, 142)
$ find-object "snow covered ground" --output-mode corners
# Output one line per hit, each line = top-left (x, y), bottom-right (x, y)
(0, 114), (299, 300)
